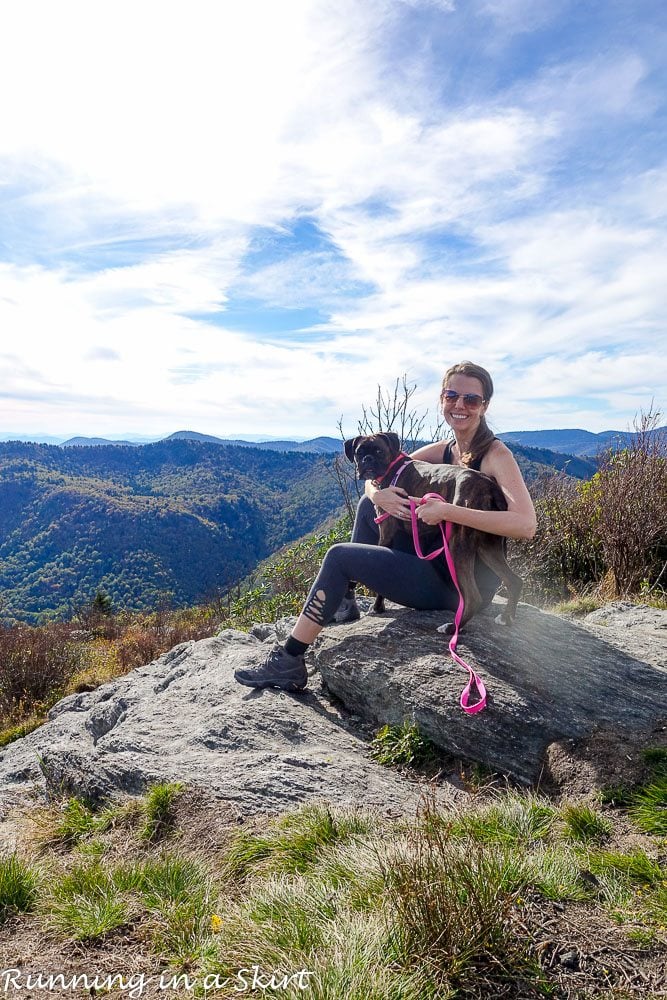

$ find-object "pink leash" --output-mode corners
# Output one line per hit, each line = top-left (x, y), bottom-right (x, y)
(375, 491), (487, 714)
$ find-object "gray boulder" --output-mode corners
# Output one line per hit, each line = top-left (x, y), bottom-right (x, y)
(0, 600), (664, 818)
(314, 599), (667, 782)
(0, 628), (429, 819)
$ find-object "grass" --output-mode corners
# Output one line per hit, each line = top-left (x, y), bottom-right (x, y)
(140, 781), (183, 842)
(0, 854), (39, 923)
(46, 862), (131, 940)
(3, 783), (666, 996)
(222, 803), (373, 881)
(369, 720), (437, 768)
(448, 792), (556, 845)
(560, 802), (613, 843)
(551, 596), (603, 616)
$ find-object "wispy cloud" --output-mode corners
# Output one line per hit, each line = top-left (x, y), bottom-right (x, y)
(0, 0), (665, 438)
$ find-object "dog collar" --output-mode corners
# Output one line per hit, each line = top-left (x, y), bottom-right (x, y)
(373, 452), (412, 488)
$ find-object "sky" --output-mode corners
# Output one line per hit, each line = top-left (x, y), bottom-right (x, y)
(1, 0), (666, 443)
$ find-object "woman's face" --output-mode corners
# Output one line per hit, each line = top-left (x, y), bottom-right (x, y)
(442, 373), (488, 436)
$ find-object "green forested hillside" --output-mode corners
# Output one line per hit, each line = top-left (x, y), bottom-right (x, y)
(0, 441), (343, 624)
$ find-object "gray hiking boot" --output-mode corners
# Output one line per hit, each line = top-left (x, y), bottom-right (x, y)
(234, 645), (308, 691)
(329, 595), (361, 625)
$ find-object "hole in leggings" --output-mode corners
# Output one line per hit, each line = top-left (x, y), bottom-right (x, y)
(302, 589), (328, 626)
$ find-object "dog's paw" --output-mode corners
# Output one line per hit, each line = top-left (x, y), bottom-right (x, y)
(494, 612), (514, 626)
(437, 622), (465, 636)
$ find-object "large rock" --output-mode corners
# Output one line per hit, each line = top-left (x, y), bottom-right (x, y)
(0, 627), (428, 818)
(0, 601), (664, 817)
(315, 599), (667, 782)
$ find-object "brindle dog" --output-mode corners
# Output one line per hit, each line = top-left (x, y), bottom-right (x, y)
(344, 432), (523, 627)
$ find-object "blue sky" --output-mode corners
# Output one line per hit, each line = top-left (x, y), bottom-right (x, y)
(0, 0), (665, 441)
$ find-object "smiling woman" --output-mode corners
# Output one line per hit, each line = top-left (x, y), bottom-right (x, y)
(234, 360), (537, 694)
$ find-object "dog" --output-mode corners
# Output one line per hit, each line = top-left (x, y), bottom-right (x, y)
(344, 432), (523, 628)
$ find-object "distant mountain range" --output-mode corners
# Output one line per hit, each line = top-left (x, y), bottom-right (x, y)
(497, 427), (666, 457)
(2, 425), (663, 457)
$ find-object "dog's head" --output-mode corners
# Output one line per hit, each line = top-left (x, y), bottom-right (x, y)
(343, 432), (402, 481)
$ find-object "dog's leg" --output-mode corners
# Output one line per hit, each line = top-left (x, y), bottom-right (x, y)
(477, 539), (523, 625)
(440, 529), (483, 633)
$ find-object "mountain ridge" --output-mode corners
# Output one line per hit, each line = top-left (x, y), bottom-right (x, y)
(4, 424), (663, 458)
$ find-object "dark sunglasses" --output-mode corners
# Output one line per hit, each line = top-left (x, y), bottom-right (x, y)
(442, 389), (486, 408)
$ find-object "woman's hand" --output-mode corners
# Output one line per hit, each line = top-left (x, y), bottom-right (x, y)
(370, 485), (412, 520)
(414, 496), (449, 525)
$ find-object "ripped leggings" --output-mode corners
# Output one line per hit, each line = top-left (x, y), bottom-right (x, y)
(301, 495), (460, 626)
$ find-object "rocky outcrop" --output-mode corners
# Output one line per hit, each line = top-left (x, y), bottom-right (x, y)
(0, 600), (664, 817)
(315, 599), (667, 782)
(0, 624), (429, 819)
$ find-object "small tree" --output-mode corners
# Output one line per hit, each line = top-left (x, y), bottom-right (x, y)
(591, 407), (666, 596)
(329, 374), (447, 519)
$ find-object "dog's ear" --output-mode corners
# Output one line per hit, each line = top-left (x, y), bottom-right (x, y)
(343, 436), (363, 463)
(378, 432), (401, 456)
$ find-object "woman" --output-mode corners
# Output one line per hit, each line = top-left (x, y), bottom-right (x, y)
(235, 361), (536, 691)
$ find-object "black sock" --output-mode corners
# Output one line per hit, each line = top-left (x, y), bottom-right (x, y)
(285, 636), (309, 657)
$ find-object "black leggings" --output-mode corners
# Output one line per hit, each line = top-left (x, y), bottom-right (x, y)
(301, 496), (460, 626)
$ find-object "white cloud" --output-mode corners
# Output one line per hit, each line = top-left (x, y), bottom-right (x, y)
(0, 0), (664, 438)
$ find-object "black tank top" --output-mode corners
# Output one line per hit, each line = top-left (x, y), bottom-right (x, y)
(442, 440), (487, 471)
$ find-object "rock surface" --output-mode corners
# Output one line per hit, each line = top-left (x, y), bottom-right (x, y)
(0, 600), (665, 819)
(0, 626), (429, 819)
(314, 599), (667, 782)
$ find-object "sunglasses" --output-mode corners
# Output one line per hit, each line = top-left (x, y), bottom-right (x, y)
(442, 389), (486, 409)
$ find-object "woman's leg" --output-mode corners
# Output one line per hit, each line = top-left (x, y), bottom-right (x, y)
(350, 494), (380, 544)
(330, 495), (379, 623)
(235, 542), (458, 689)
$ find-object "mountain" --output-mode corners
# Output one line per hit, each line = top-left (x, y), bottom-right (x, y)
(145, 431), (345, 453)
(0, 439), (343, 624)
(0, 435), (599, 624)
(498, 427), (667, 457)
(60, 437), (142, 447)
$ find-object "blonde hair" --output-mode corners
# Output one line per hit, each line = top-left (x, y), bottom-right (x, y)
(440, 361), (495, 466)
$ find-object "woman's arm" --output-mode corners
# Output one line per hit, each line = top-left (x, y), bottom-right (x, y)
(364, 477), (412, 519)
(366, 438), (448, 519)
(415, 441), (537, 539)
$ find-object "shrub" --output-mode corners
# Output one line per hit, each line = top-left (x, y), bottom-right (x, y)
(514, 409), (666, 602)
(370, 721), (437, 768)
(0, 622), (85, 721)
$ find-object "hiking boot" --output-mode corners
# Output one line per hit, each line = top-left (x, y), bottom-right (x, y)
(328, 595), (361, 625)
(234, 645), (308, 691)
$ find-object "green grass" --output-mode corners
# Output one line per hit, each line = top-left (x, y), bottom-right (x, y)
(140, 781), (183, 842)
(50, 796), (116, 847)
(370, 720), (437, 768)
(127, 857), (216, 967)
(8, 786), (666, 996)
(587, 848), (663, 886)
(223, 803), (373, 881)
(560, 802), (613, 843)
(46, 862), (130, 940)
(0, 854), (39, 923)
(629, 777), (667, 835)
(0, 715), (44, 748)
(448, 793), (556, 845)
(551, 596), (602, 616)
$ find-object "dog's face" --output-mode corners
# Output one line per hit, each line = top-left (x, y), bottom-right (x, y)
(344, 432), (402, 480)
